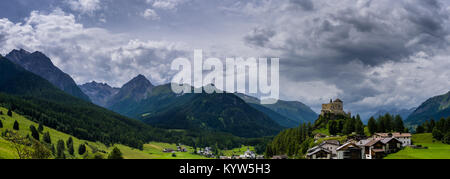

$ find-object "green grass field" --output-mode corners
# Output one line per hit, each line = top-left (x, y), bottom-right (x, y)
(385, 133), (450, 159)
(0, 107), (207, 159)
(221, 145), (255, 157)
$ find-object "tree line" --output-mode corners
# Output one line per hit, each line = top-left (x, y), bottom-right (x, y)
(415, 117), (450, 144)
(367, 113), (407, 135)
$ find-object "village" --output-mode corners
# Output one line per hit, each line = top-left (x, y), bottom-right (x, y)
(306, 132), (412, 159)
(306, 99), (413, 159)
(162, 145), (264, 159)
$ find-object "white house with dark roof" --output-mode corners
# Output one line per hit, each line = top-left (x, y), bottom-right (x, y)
(373, 133), (412, 146)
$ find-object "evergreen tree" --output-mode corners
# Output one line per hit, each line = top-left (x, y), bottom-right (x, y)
(368, 117), (377, 135)
(38, 123), (44, 133)
(355, 118), (365, 136)
(0, 111), (3, 115)
(67, 137), (73, 148)
(394, 115), (405, 132)
(30, 125), (39, 141)
(13, 120), (19, 130)
(443, 132), (450, 144)
(43, 132), (51, 144)
(0, 120), (3, 128)
(68, 143), (74, 155)
(430, 120), (436, 132)
(328, 120), (338, 135)
(78, 144), (86, 155)
(432, 128), (443, 141)
(56, 140), (65, 159)
(416, 125), (425, 134)
(108, 147), (123, 159)
(7, 109), (12, 117)
(51, 144), (56, 155)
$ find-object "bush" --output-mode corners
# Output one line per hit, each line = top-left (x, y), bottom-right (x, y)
(108, 147), (123, 159)
(432, 128), (443, 141)
(443, 132), (450, 144)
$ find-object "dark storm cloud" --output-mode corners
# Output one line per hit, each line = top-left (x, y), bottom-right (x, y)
(243, 0), (450, 115)
(289, 0), (314, 11)
(244, 28), (276, 47)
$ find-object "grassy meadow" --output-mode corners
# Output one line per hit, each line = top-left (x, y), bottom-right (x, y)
(385, 133), (450, 159)
(0, 107), (207, 159)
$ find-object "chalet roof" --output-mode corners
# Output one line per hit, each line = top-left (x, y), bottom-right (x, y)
(375, 133), (412, 138)
(364, 139), (383, 147)
(307, 147), (332, 156)
(323, 140), (340, 145)
(356, 139), (371, 146)
(336, 142), (360, 151)
(381, 137), (401, 144)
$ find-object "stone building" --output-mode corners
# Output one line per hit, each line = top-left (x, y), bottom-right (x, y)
(320, 98), (351, 117)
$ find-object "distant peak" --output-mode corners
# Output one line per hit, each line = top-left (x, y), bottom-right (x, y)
(123, 74), (154, 88)
(11, 48), (30, 54)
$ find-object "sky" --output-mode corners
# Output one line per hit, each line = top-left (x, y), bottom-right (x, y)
(1, 0), (450, 119)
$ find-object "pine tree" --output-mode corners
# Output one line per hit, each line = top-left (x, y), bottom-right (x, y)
(416, 125), (425, 134)
(7, 109), (12, 117)
(0, 120), (3, 128)
(108, 147), (123, 159)
(78, 144), (87, 155)
(38, 123), (44, 133)
(355, 118), (365, 136)
(394, 115), (405, 132)
(67, 137), (73, 148)
(30, 125), (39, 140)
(43, 132), (51, 144)
(56, 140), (65, 159)
(67, 137), (74, 155)
(368, 117), (377, 135)
(13, 120), (19, 130)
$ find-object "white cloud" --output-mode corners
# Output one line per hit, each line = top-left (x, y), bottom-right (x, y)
(0, 9), (189, 87)
(66, 0), (102, 14)
(141, 9), (160, 20)
(146, 0), (189, 10)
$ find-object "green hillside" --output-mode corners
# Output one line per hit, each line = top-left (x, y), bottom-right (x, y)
(385, 133), (450, 159)
(0, 107), (207, 159)
(407, 91), (450, 125)
(0, 56), (166, 149)
(143, 92), (284, 138)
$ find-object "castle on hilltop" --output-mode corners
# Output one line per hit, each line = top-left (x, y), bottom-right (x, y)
(320, 99), (351, 117)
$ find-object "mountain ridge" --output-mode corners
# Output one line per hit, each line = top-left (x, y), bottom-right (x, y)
(5, 49), (91, 101)
(407, 91), (450, 125)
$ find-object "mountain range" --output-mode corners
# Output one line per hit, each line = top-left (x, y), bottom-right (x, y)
(3, 49), (447, 139)
(5, 49), (91, 101)
(79, 81), (119, 107)
(0, 54), (162, 148)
